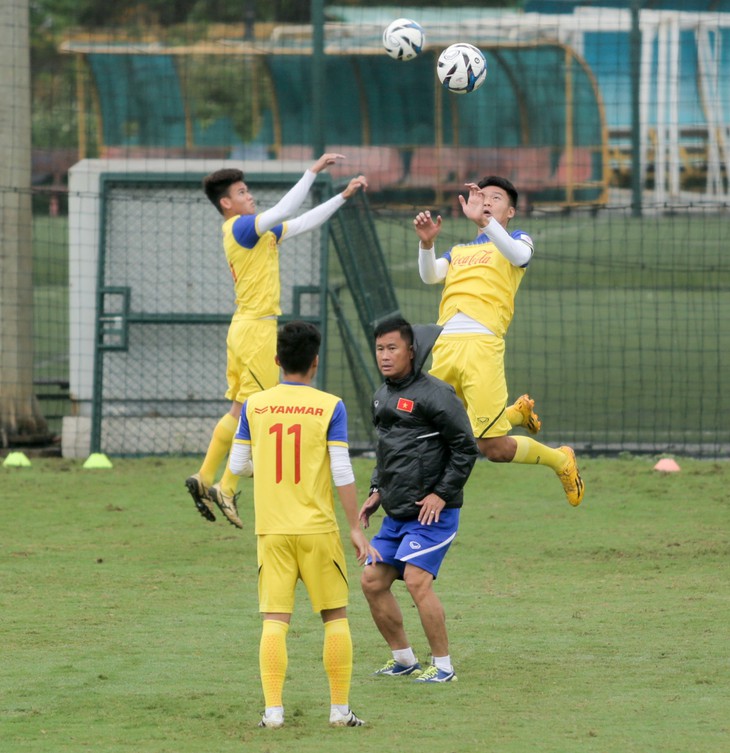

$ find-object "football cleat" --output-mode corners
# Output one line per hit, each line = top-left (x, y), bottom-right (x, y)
(413, 664), (457, 683)
(208, 483), (243, 529)
(372, 659), (422, 676)
(258, 710), (284, 728)
(329, 708), (365, 727)
(185, 474), (216, 522)
(511, 394), (542, 434)
(557, 446), (585, 507)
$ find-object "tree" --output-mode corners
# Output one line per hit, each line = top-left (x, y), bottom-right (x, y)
(0, 0), (48, 445)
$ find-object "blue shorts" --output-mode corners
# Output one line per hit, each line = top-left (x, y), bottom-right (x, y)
(367, 508), (460, 579)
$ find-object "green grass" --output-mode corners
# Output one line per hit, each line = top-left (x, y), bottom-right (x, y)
(2, 455), (729, 752)
(33, 216), (68, 287)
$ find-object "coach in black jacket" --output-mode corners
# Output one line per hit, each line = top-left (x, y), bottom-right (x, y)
(359, 316), (477, 683)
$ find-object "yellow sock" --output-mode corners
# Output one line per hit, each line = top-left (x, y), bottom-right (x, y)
(512, 436), (567, 472)
(218, 463), (241, 498)
(260, 619), (289, 708)
(505, 404), (522, 427)
(199, 413), (238, 485)
(323, 618), (352, 707)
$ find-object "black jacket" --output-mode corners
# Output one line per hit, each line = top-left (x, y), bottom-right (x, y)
(370, 324), (478, 520)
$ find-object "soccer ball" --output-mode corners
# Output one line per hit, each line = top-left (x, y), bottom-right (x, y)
(436, 43), (487, 94)
(382, 18), (425, 61)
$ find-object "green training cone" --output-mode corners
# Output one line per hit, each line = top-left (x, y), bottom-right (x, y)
(83, 453), (113, 469)
(2, 452), (32, 467)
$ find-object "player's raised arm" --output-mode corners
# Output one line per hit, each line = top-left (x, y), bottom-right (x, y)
(256, 169), (318, 234)
(414, 210), (448, 284)
(482, 217), (534, 267)
(341, 174), (368, 199)
(413, 209), (442, 249)
(310, 152), (346, 174)
(283, 175), (367, 241)
(458, 182), (487, 225)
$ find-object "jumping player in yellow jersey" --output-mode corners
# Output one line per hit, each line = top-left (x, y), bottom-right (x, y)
(227, 321), (380, 729)
(413, 176), (584, 507)
(185, 154), (367, 528)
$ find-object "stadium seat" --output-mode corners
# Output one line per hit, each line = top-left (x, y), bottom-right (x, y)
(553, 147), (597, 185)
(277, 145), (404, 193)
(466, 147), (554, 192)
(406, 147), (470, 188)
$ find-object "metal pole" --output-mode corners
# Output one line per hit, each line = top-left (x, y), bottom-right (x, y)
(243, 0), (255, 41)
(630, 0), (643, 216)
(311, 0), (325, 157)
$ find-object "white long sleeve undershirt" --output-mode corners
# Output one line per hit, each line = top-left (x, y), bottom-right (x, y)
(482, 217), (533, 266)
(328, 444), (356, 487)
(418, 245), (449, 283)
(228, 440), (355, 487)
(255, 169), (348, 241)
(256, 169), (318, 234)
(418, 217), (533, 284)
(229, 442), (253, 477)
(283, 194), (346, 240)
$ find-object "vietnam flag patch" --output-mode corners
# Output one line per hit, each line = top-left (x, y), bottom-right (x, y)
(396, 397), (414, 413)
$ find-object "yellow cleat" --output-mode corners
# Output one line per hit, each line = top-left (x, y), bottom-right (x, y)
(208, 483), (244, 529)
(557, 446), (584, 507)
(511, 394), (542, 434)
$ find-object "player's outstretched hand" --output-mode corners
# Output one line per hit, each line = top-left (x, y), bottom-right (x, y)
(342, 174), (368, 199)
(413, 210), (443, 248)
(458, 182), (486, 224)
(311, 152), (346, 173)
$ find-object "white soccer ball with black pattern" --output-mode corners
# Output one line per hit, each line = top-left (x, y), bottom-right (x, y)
(382, 18), (425, 61)
(437, 43), (487, 94)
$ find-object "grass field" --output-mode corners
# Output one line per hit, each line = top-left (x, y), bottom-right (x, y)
(2, 455), (728, 753)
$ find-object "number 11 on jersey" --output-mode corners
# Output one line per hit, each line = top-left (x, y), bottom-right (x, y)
(269, 423), (302, 484)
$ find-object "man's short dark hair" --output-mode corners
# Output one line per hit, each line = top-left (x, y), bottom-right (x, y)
(373, 316), (413, 347)
(477, 175), (519, 208)
(277, 321), (321, 375)
(203, 168), (244, 215)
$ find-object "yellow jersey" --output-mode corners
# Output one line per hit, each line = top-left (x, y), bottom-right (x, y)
(222, 214), (286, 320)
(234, 382), (349, 535)
(438, 230), (532, 338)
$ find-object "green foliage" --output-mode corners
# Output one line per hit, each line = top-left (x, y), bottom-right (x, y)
(31, 65), (78, 149)
(330, 0), (523, 9)
(2, 455), (729, 752)
(179, 55), (265, 145)
(30, 0), (526, 34)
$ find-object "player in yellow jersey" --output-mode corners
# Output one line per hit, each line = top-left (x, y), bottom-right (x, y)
(227, 320), (380, 729)
(185, 154), (367, 527)
(413, 176), (584, 507)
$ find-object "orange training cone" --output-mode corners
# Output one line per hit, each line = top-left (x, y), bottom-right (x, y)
(654, 458), (680, 472)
